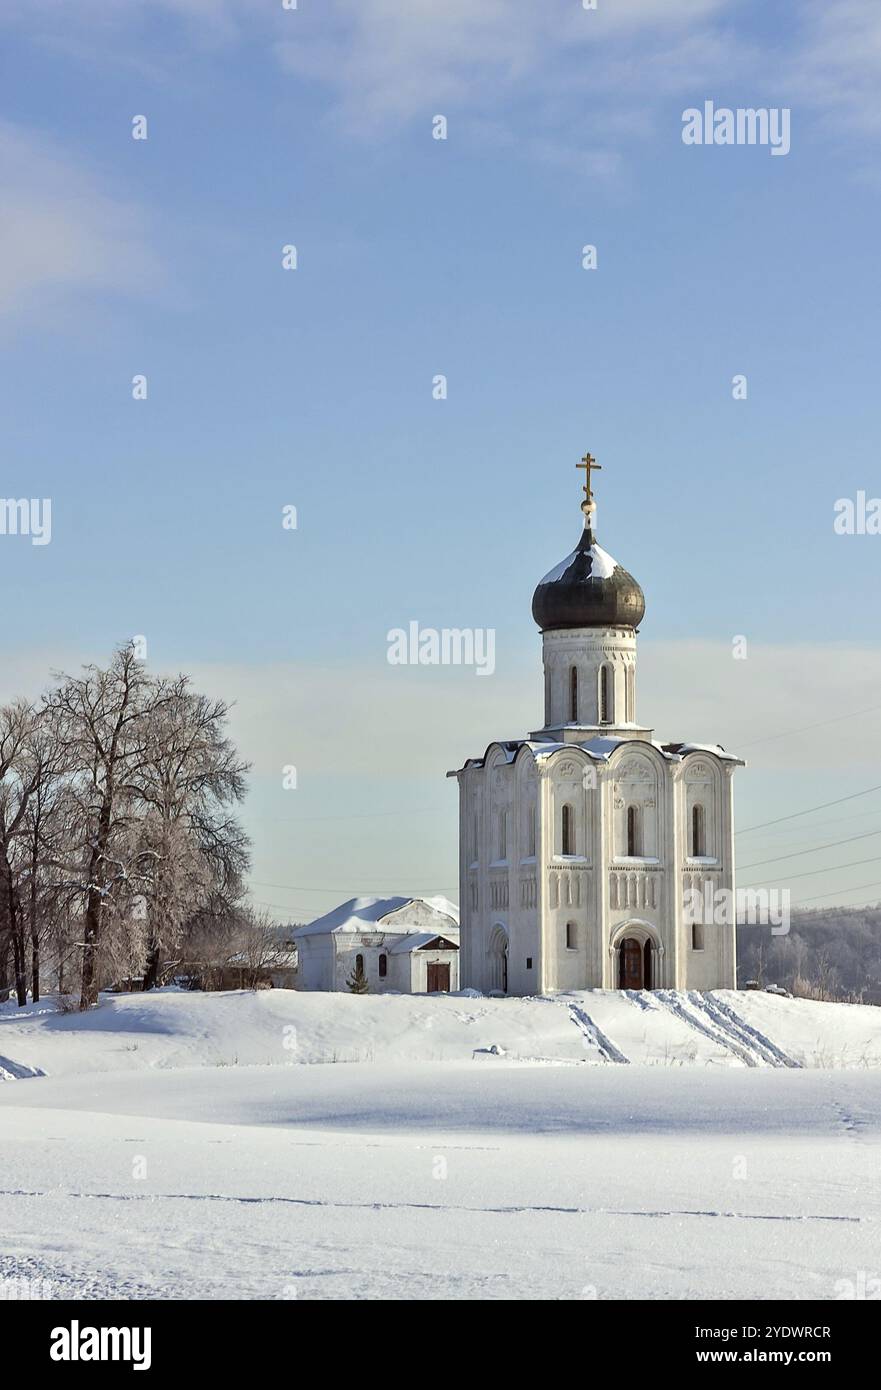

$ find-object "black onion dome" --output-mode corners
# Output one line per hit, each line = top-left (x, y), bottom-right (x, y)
(531, 522), (645, 632)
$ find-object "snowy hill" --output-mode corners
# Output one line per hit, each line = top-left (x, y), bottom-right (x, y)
(2, 986), (880, 1078)
(3, 987), (881, 1301)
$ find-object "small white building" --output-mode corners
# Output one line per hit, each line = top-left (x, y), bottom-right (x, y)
(293, 896), (460, 994)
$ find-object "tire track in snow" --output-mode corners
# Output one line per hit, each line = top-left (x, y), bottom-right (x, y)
(695, 992), (801, 1069)
(623, 989), (659, 1013)
(566, 1003), (629, 1064)
(653, 991), (761, 1067)
(0, 1055), (44, 1081)
(0, 1186), (861, 1223)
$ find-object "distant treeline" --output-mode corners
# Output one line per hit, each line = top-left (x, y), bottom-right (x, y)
(737, 905), (881, 1003)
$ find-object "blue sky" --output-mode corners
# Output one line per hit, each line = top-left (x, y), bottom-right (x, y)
(2, 0), (881, 919)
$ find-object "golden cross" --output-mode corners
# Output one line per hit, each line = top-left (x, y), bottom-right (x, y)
(577, 451), (602, 503)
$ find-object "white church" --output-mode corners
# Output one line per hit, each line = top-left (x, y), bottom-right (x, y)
(449, 454), (744, 996)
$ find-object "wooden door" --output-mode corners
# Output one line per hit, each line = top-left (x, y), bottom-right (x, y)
(427, 962), (450, 993)
(619, 938), (644, 990)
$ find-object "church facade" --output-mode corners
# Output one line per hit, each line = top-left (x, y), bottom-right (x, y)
(449, 457), (743, 995)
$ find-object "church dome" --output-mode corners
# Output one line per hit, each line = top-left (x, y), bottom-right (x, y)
(532, 518), (645, 632)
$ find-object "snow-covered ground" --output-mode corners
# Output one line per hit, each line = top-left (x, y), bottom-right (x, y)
(3, 985), (881, 1073)
(1, 989), (880, 1300)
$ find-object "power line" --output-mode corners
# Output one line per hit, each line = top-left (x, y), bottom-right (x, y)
(736, 783), (881, 835)
(794, 879), (881, 907)
(249, 878), (455, 894)
(252, 807), (437, 825)
(745, 853), (881, 888)
(739, 827), (881, 871)
(735, 700), (881, 751)
(739, 808), (881, 843)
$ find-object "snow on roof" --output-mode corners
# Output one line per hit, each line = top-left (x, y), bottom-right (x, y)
(450, 735), (744, 775)
(538, 542), (618, 586)
(388, 930), (460, 955)
(662, 741), (744, 763)
(293, 895), (460, 939)
(528, 735), (652, 761)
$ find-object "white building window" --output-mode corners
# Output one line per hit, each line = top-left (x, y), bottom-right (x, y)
(626, 805), (640, 857)
(599, 664), (613, 723)
(498, 809), (508, 861)
(526, 805), (536, 857)
(692, 921), (705, 951)
(691, 803), (706, 857)
(561, 803), (575, 855)
(566, 921), (577, 950)
(569, 666), (578, 722)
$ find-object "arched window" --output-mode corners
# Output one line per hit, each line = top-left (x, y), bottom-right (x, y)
(626, 805), (640, 857)
(355, 953), (364, 973)
(566, 921), (577, 950)
(498, 810), (508, 860)
(378, 953), (387, 979)
(561, 803), (574, 855)
(692, 804), (706, 857)
(626, 666), (634, 722)
(526, 805), (536, 858)
(599, 664), (613, 723)
(569, 666), (578, 722)
(692, 921), (705, 951)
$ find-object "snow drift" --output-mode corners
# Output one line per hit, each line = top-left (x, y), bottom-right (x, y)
(1, 986), (880, 1078)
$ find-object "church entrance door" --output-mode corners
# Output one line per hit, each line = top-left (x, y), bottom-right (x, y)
(618, 937), (644, 989)
(427, 963), (450, 993)
(488, 926), (509, 994)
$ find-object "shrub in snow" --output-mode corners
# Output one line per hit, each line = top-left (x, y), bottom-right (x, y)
(347, 961), (369, 994)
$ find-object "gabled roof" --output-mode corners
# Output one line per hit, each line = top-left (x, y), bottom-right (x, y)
(388, 932), (460, 955)
(292, 895), (460, 940)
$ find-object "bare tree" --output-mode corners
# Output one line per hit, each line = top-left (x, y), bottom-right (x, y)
(0, 646), (251, 1009)
(232, 907), (284, 987)
(133, 677), (249, 989)
(43, 645), (160, 1009)
(0, 702), (55, 1006)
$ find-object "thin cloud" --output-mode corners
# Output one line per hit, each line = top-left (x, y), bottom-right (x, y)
(274, 0), (735, 138)
(0, 122), (163, 323)
(784, 0), (881, 138)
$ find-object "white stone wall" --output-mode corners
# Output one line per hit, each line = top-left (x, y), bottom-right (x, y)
(330, 936), (460, 993)
(542, 750), (594, 992)
(541, 627), (637, 729)
(294, 934), (335, 991)
(458, 745), (542, 995)
(455, 642), (739, 994)
(407, 948), (460, 992)
(675, 753), (737, 989)
(604, 741), (671, 986)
